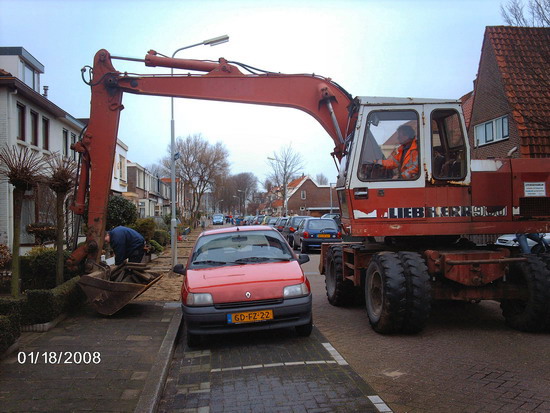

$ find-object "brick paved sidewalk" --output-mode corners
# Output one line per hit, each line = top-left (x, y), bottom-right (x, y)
(0, 301), (181, 412)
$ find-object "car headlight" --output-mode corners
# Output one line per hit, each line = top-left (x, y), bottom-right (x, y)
(185, 292), (214, 306)
(283, 283), (310, 298)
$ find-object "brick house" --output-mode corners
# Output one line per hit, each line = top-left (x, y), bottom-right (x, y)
(275, 176), (338, 217)
(468, 26), (550, 159)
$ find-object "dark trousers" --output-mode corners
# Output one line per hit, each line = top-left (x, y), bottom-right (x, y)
(128, 248), (145, 263)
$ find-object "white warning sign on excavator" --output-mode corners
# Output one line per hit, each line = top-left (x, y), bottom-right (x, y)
(524, 182), (546, 197)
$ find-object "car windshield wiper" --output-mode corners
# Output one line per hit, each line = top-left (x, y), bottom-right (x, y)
(192, 260), (228, 266)
(233, 257), (270, 264)
(233, 257), (292, 264)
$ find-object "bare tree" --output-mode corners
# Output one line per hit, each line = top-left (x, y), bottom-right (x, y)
(164, 134), (229, 225)
(145, 162), (168, 178)
(0, 146), (46, 297)
(45, 154), (76, 285)
(267, 145), (303, 215)
(315, 173), (329, 185)
(501, 0), (550, 26)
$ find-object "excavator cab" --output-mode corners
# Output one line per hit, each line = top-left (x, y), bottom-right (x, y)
(336, 98), (471, 236)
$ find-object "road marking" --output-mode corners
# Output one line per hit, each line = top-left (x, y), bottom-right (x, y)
(322, 342), (349, 365)
(210, 360), (336, 373)
(368, 395), (393, 412)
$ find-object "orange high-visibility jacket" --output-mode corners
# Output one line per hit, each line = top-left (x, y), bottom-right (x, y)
(381, 139), (419, 179)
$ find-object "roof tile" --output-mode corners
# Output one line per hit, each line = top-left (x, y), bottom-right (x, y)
(486, 26), (550, 157)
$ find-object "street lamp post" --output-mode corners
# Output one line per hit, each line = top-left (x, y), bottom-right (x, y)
(169, 35), (229, 269)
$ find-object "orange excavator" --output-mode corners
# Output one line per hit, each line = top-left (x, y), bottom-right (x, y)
(70, 49), (550, 332)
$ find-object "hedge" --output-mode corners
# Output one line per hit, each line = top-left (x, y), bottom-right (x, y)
(0, 298), (24, 356)
(20, 276), (84, 325)
(0, 314), (20, 355)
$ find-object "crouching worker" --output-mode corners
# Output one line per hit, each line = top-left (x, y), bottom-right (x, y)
(104, 226), (145, 265)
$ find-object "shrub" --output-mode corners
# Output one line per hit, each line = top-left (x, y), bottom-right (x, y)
(153, 230), (170, 246)
(0, 314), (20, 355)
(20, 247), (78, 290)
(131, 218), (156, 241)
(0, 297), (24, 355)
(148, 239), (164, 254)
(106, 196), (138, 229)
(20, 276), (84, 325)
(0, 244), (11, 269)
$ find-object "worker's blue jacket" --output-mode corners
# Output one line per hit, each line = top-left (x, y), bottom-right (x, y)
(108, 226), (145, 265)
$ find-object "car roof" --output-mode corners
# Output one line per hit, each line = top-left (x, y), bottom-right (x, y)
(201, 225), (276, 236)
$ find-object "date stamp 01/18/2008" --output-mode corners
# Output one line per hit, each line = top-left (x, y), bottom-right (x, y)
(17, 351), (101, 365)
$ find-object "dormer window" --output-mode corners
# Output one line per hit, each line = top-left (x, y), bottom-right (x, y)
(20, 60), (40, 92)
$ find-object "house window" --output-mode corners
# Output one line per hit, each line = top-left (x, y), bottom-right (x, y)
(119, 155), (126, 181)
(71, 133), (77, 160)
(30, 111), (38, 146)
(475, 116), (509, 146)
(42, 117), (49, 150)
(17, 103), (25, 141)
(301, 190), (306, 200)
(20, 61), (40, 92)
(62, 129), (69, 156)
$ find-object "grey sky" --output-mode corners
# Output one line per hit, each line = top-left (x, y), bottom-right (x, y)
(0, 0), (506, 182)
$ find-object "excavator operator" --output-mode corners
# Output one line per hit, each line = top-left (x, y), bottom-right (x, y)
(373, 124), (419, 179)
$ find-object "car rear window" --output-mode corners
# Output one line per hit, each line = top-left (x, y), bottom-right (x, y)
(306, 219), (338, 230)
(191, 230), (293, 267)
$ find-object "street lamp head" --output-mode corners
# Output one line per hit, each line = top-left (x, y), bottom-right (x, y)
(203, 35), (229, 47)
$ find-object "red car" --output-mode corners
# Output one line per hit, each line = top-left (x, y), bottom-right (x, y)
(175, 225), (312, 347)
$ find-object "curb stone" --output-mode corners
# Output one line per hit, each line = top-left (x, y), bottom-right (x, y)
(134, 302), (182, 413)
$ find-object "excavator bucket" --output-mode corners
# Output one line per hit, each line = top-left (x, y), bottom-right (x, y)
(78, 262), (164, 315)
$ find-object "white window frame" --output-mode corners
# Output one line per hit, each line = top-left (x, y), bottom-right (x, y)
(301, 190), (306, 200)
(475, 115), (509, 146)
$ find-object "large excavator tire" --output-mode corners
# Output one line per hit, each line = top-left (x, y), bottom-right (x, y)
(365, 252), (407, 334)
(500, 254), (550, 333)
(537, 253), (550, 330)
(325, 245), (354, 306)
(398, 252), (432, 334)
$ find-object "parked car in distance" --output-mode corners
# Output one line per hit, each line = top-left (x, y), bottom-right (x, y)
(261, 215), (271, 225)
(175, 226), (312, 347)
(321, 213), (340, 220)
(274, 217), (289, 232)
(292, 218), (342, 253)
(495, 233), (549, 253)
(281, 216), (309, 248)
(252, 215), (265, 225)
(266, 216), (279, 226)
(212, 213), (224, 225)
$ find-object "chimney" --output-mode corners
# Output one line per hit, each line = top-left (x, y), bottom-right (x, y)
(42, 85), (49, 98)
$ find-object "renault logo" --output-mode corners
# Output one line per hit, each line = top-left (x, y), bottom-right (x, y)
(245, 292), (251, 299)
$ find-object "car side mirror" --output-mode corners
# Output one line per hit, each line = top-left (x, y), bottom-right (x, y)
(297, 254), (310, 265)
(172, 263), (186, 276)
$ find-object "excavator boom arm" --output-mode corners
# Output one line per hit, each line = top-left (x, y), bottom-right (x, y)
(68, 49), (355, 270)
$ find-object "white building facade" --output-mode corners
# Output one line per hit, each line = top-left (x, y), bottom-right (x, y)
(0, 47), (87, 247)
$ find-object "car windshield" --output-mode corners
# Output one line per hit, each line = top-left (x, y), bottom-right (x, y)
(307, 219), (338, 231)
(190, 230), (293, 268)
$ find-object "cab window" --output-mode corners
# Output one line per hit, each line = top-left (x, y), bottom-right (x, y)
(431, 110), (467, 180)
(358, 110), (420, 181)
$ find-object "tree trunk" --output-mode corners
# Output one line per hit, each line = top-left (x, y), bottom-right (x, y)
(11, 188), (23, 298)
(55, 191), (66, 285)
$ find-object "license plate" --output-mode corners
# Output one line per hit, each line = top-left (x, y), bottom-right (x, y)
(228, 310), (274, 324)
(318, 234), (331, 238)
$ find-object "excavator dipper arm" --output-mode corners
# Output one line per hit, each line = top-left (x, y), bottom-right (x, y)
(68, 49), (354, 270)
